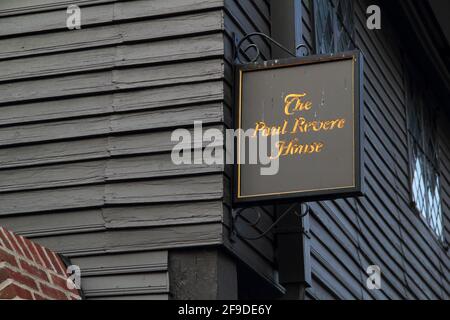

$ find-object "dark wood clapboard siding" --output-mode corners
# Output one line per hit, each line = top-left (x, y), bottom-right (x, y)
(301, 0), (314, 50)
(70, 251), (170, 299)
(301, 0), (449, 300)
(0, 103), (228, 147)
(0, 0), (448, 300)
(0, 201), (224, 238)
(0, 81), (225, 127)
(0, 0), (223, 37)
(0, 33), (224, 83)
(0, 11), (224, 61)
(0, 0), (234, 299)
(221, 0), (280, 287)
(0, 59), (224, 105)
(0, 0), (115, 16)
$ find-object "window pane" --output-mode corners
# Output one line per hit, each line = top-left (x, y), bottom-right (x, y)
(315, 0), (354, 54)
(335, 0), (354, 51)
(408, 83), (443, 240)
(315, 0), (335, 54)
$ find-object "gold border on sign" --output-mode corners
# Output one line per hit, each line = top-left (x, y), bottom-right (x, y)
(237, 57), (357, 199)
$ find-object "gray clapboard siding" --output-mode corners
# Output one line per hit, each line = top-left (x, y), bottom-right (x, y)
(0, 137), (109, 169)
(0, 0), (446, 300)
(32, 223), (223, 256)
(0, 59), (223, 104)
(0, 152), (224, 193)
(0, 201), (224, 238)
(0, 0), (223, 36)
(323, 198), (426, 299)
(0, 103), (226, 146)
(71, 251), (169, 298)
(71, 251), (168, 276)
(102, 201), (225, 229)
(0, 11), (223, 60)
(223, 227), (279, 287)
(0, 185), (105, 215)
(0, 124), (224, 169)
(301, 0), (449, 300)
(0, 174), (224, 215)
(0, 0), (115, 16)
(92, 294), (168, 300)
(310, 202), (393, 299)
(0, 33), (223, 82)
(110, 103), (227, 133)
(0, 209), (106, 237)
(0, 160), (105, 192)
(104, 174), (225, 204)
(80, 272), (169, 297)
(105, 153), (224, 182)
(221, 0), (278, 288)
(224, 0), (271, 61)
(0, 0), (234, 301)
(108, 124), (224, 156)
(301, 0), (313, 50)
(0, 81), (224, 127)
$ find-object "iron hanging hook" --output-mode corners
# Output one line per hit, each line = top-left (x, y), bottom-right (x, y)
(234, 32), (310, 64)
(230, 203), (310, 241)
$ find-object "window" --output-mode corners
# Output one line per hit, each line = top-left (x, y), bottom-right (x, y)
(314, 0), (354, 54)
(407, 81), (444, 241)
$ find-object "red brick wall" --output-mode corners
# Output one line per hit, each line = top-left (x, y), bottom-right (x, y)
(0, 227), (81, 300)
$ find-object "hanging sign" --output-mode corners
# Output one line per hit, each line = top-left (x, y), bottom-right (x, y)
(234, 51), (364, 205)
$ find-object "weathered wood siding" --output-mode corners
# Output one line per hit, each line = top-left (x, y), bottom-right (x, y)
(1, 0), (448, 300)
(222, 0), (280, 287)
(300, 0), (450, 300)
(0, 0), (228, 299)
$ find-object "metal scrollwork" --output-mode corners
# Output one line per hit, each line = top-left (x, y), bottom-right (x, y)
(234, 32), (310, 64)
(231, 32), (311, 241)
(230, 203), (310, 241)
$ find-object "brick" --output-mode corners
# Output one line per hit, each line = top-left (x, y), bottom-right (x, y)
(0, 283), (33, 300)
(4, 230), (24, 257)
(15, 235), (34, 261)
(53, 252), (68, 275)
(19, 260), (49, 282)
(39, 283), (68, 300)
(24, 238), (44, 265)
(50, 274), (68, 289)
(0, 248), (18, 267)
(34, 243), (53, 270)
(0, 266), (38, 291)
(32, 292), (47, 300)
(0, 228), (81, 300)
(44, 247), (60, 274)
(0, 229), (14, 252)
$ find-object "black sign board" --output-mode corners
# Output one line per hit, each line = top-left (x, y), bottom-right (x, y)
(234, 51), (363, 205)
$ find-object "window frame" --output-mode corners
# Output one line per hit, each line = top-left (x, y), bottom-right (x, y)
(405, 75), (445, 243)
(312, 0), (355, 55)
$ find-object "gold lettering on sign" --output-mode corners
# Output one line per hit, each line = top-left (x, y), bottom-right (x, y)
(271, 140), (324, 160)
(291, 118), (346, 133)
(284, 93), (313, 116)
(251, 92), (348, 159)
(253, 120), (289, 137)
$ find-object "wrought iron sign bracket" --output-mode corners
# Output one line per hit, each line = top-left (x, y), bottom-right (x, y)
(230, 203), (310, 242)
(233, 32), (310, 64)
(230, 32), (311, 242)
